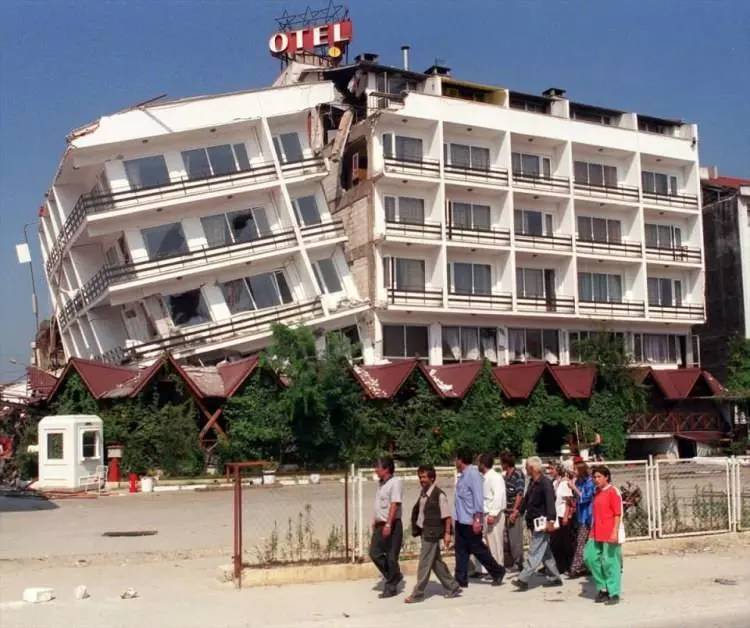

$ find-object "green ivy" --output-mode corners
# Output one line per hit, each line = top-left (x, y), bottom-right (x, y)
(49, 372), (98, 415)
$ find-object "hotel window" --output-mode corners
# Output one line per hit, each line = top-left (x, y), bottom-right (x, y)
(574, 161), (617, 187)
(443, 326), (497, 363)
(578, 272), (623, 303)
(181, 143), (250, 180)
(200, 207), (271, 248)
(642, 170), (678, 196)
(382, 134), (423, 161)
(514, 209), (553, 236)
(508, 328), (559, 363)
(123, 155), (170, 190)
(569, 331), (626, 363)
(312, 258), (343, 294)
(577, 216), (622, 243)
(167, 288), (211, 327)
(511, 152), (551, 177)
(448, 262), (491, 295)
(645, 224), (682, 249)
(291, 194), (322, 226)
(382, 257), (426, 291)
(376, 73), (417, 95)
(443, 143), (490, 170)
(219, 270), (293, 314)
(141, 222), (188, 260)
(272, 133), (304, 163)
(449, 202), (491, 231)
(384, 196), (425, 224)
(648, 277), (682, 307)
(515, 267), (545, 298)
(633, 333), (683, 365)
(382, 324), (429, 358)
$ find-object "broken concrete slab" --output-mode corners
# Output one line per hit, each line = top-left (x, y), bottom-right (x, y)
(22, 587), (54, 603)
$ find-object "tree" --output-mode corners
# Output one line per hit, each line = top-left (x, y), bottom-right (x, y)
(726, 335), (750, 395)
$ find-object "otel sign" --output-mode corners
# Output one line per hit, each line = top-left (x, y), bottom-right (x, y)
(268, 20), (352, 56)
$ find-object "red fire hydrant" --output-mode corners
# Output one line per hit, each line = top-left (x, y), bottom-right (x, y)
(107, 444), (123, 483)
(128, 473), (139, 493)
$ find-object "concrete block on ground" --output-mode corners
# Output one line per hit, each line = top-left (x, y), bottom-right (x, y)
(23, 587), (55, 603)
(74, 585), (89, 600)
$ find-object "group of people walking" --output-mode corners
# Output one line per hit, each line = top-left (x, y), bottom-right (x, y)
(369, 451), (623, 605)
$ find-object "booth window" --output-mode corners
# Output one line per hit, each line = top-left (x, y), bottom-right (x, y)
(82, 431), (98, 459)
(47, 433), (64, 460)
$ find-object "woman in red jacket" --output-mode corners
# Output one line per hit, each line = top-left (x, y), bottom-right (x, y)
(584, 465), (622, 605)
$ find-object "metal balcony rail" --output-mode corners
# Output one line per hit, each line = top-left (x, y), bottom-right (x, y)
(385, 218), (442, 239)
(642, 190), (699, 209)
(387, 287), (443, 307)
(383, 154), (441, 178)
(443, 163), (509, 186)
(447, 224), (511, 246)
(516, 294), (576, 313)
(579, 299), (646, 317)
(648, 302), (705, 320)
(448, 291), (513, 310)
(511, 171), (570, 192)
(514, 232), (574, 251)
(279, 156), (327, 178)
(98, 345), (128, 365)
(628, 412), (723, 433)
(367, 91), (406, 111)
(576, 238), (643, 257)
(299, 220), (345, 241)
(573, 180), (640, 201)
(57, 265), (112, 330)
(645, 244), (701, 264)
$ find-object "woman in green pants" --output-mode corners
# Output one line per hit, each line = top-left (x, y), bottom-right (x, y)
(584, 465), (622, 605)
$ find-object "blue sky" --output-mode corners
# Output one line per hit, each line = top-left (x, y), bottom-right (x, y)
(1, 0), (748, 380)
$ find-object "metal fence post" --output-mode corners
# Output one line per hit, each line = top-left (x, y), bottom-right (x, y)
(654, 459), (662, 538)
(357, 469), (364, 561)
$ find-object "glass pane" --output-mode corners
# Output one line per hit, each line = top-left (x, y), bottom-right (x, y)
(577, 216), (592, 240)
(142, 223), (188, 259)
(525, 211), (543, 235)
(655, 173), (669, 195)
(588, 163), (604, 186)
(592, 218), (608, 242)
(657, 225), (672, 248)
(294, 195), (322, 226)
(669, 176), (678, 195)
(480, 328), (497, 363)
(247, 273), (281, 309)
(396, 136), (423, 161)
(316, 259), (342, 293)
(511, 152), (521, 173)
(124, 155), (170, 189)
(607, 220), (622, 243)
(526, 329), (543, 360)
(543, 329), (559, 362)
(82, 431), (97, 458)
(278, 133), (303, 163)
(544, 214), (553, 236)
(384, 196), (396, 221)
(383, 325), (405, 357)
(396, 258), (425, 290)
(452, 202), (471, 228)
(508, 328), (525, 362)
(450, 144), (471, 167)
(398, 197), (425, 224)
(201, 214), (231, 248)
(228, 209), (259, 243)
(525, 268), (544, 297)
(473, 264), (492, 294)
(674, 280), (682, 306)
(472, 205), (491, 230)
(593, 273), (608, 301)
(608, 274), (622, 302)
(470, 146), (490, 170)
(275, 271), (293, 303)
(383, 134), (393, 158)
(674, 227), (682, 246)
(220, 278), (254, 314)
(515, 267), (523, 296)
(168, 289), (210, 326)
(604, 165), (618, 187)
(207, 145), (237, 176)
(460, 327), (480, 360)
(574, 161), (588, 184)
(442, 326), (461, 361)
(578, 272), (593, 301)
(181, 149), (212, 180)
(383, 257), (391, 288)
(453, 263), (473, 294)
(252, 207), (271, 237)
(514, 209), (524, 234)
(645, 224), (658, 248)
(542, 158), (551, 177)
(647, 277), (660, 305)
(405, 326), (428, 357)
(47, 433), (63, 460)
(233, 143), (251, 170)
(521, 154), (540, 175)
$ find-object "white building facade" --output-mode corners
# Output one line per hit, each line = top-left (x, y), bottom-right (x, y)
(39, 54), (705, 369)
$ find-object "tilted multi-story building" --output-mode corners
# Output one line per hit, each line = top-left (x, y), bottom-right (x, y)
(39, 47), (706, 370)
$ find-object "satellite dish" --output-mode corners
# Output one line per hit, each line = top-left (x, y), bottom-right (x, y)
(328, 46), (342, 58)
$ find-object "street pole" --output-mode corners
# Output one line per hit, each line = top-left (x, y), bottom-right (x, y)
(23, 223), (40, 366)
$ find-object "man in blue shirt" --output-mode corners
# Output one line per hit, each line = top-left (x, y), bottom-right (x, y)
(453, 449), (506, 587)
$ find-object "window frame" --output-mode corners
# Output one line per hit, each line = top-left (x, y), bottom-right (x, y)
(448, 261), (492, 295)
(181, 143), (250, 180)
(272, 132), (305, 164)
(442, 326), (498, 363)
(141, 222), (189, 260)
(382, 324), (429, 359)
(81, 430), (99, 460)
(449, 201), (491, 231)
(312, 257), (343, 294)
(577, 271), (623, 303)
(166, 288), (212, 328)
(46, 432), (64, 461)
(514, 209), (553, 236)
(383, 195), (426, 224)
(511, 151), (552, 177)
(508, 327), (560, 363)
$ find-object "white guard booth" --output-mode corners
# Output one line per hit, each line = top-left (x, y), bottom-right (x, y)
(37, 415), (104, 489)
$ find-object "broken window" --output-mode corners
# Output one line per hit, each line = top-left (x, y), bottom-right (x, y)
(167, 288), (211, 327)
(142, 222), (188, 259)
(201, 208), (271, 248)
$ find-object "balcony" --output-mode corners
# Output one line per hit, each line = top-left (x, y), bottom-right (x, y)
(576, 238), (643, 258)
(383, 155), (441, 178)
(279, 156), (327, 179)
(579, 299), (645, 318)
(386, 287), (443, 307)
(516, 294), (575, 314)
(648, 302), (704, 321)
(642, 190), (699, 210)
(299, 220), (346, 243)
(511, 172), (570, 193)
(645, 244), (701, 264)
(443, 163), (509, 187)
(514, 232), (573, 252)
(447, 225), (511, 247)
(385, 219), (442, 240)
(367, 91), (406, 113)
(448, 291), (512, 310)
(573, 180), (640, 202)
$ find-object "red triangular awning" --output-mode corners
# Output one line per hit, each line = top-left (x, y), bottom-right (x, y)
(26, 367), (58, 398)
(351, 360), (418, 399)
(491, 363), (546, 400)
(47, 357), (138, 401)
(419, 362), (483, 399)
(650, 368), (703, 400)
(547, 364), (597, 399)
(217, 355), (261, 397)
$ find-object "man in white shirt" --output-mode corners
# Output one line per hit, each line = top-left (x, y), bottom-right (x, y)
(471, 453), (507, 576)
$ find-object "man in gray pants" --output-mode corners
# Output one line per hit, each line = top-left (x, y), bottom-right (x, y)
(404, 465), (462, 603)
(501, 452), (525, 572)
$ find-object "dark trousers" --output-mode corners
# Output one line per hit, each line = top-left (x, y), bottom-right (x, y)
(454, 522), (505, 587)
(549, 517), (576, 575)
(369, 520), (403, 593)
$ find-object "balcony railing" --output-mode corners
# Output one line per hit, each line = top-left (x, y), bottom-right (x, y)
(645, 244), (701, 264)
(642, 190), (699, 209)
(299, 220), (345, 242)
(119, 298), (325, 362)
(648, 302), (705, 320)
(383, 155), (441, 178)
(628, 412), (724, 434)
(516, 294), (575, 314)
(579, 299), (645, 318)
(279, 156), (327, 178)
(448, 291), (512, 310)
(576, 238), (643, 258)
(447, 225), (511, 247)
(573, 180), (640, 201)
(512, 171), (570, 193)
(57, 265), (112, 330)
(514, 232), (573, 252)
(367, 91), (406, 112)
(387, 287), (443, 307)
(443, 163), (509, 186)
(385, 219), (442, 240)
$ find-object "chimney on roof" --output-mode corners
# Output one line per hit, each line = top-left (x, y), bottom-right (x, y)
(542, 87), (566, 98)
(355, 52), (379, 64)
(401, 45), (410, 71)
(425, 64), (451, 76)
